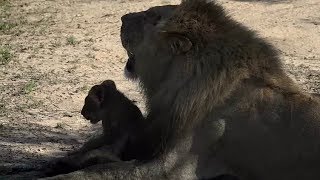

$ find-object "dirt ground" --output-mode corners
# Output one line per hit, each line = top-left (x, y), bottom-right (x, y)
(0, 0), (319, 177)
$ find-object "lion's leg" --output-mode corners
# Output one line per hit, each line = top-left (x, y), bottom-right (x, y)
(41, 153), (233, 180)
(44, 144), (120, 177)
(41, 150), (200, 180)
(40, 161), (164, 180)
(41, 161), (233, 180)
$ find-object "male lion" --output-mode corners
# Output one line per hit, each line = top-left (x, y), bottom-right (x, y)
(121, 0), (320, 179)
(44, 0), (320, 179)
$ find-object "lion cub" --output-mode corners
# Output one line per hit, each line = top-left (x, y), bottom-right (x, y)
(45, 80), (145, 177)
(79, 80), (145, 158)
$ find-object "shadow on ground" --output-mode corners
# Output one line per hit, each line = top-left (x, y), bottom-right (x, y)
(0, 122), (93, 178)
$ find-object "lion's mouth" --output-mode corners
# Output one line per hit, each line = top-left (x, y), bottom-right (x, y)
(126, 55), (135, 73)
(124, 52), (137, 80)
(90, 119), (100, 124)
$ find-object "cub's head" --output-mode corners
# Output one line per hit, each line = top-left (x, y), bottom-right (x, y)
(81, 80), (117, 124)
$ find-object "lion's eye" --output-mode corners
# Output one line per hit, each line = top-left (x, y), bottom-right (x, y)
(145, 11), (161, 25)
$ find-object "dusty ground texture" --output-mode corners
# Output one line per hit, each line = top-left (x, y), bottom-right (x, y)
(0, 0), (319, 177)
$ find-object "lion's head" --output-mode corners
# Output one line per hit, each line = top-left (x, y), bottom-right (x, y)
(120, 1), (281, 100)
(120, 5), (177, 82)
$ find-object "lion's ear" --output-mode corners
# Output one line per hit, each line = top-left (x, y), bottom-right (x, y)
(161, 32), (192, 54)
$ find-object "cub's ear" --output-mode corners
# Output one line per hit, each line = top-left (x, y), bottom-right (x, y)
(101, 80), (117, 90)
(160, 32), (192, 54)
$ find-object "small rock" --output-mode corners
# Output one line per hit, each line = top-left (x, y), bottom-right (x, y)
(63, 112), (73, 117)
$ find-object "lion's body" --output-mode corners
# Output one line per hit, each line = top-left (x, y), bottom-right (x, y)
(43, 0), (320, 179)
(123, 0), (320, 179)
(213, 82), (320, 179)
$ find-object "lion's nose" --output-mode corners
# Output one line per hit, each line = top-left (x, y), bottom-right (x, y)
(121, 14), (129, 23)
(121, 12), (144, 24)
(121, 13), (135, 23)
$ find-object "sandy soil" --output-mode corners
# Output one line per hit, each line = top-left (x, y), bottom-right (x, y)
(0, 0), (319, 177)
